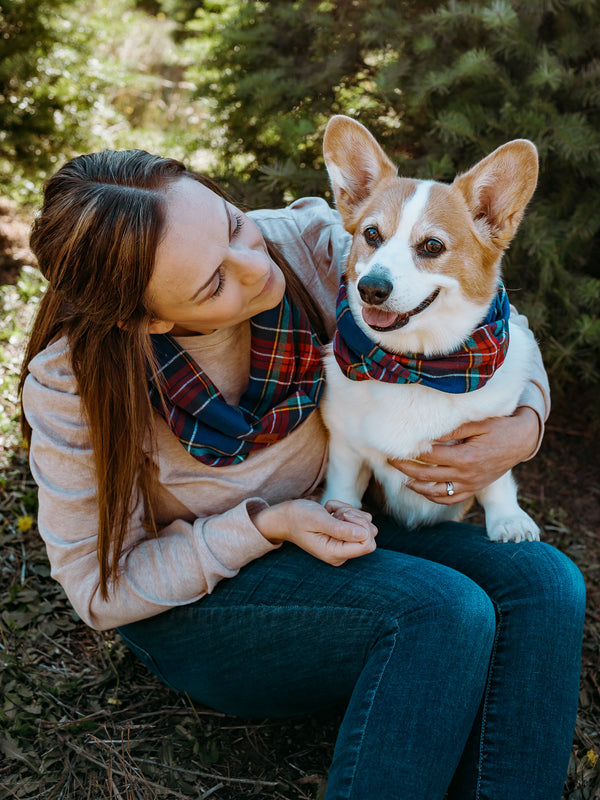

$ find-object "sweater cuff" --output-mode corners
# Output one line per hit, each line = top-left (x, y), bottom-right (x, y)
(517, 380), (550, 461)
(195, 497), (280, 577)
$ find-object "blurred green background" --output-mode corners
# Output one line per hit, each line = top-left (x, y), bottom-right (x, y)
(2, 0), (599, 413)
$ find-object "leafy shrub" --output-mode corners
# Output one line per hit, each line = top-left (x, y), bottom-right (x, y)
(0, 0), (207, 202)
(0, 0), (93, 199)
(177, 0), (600, 407)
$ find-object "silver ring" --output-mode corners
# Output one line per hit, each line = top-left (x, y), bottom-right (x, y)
(446, 481), (455, 496)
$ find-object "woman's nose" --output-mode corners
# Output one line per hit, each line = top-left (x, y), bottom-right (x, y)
(229, 245), (269, 285)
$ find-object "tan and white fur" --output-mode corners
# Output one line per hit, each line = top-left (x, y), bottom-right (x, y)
(320, 115), (540, 543)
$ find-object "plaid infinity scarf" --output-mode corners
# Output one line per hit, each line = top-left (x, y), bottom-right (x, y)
(333, 280), (510, 393)
(149, 293), (324, 466)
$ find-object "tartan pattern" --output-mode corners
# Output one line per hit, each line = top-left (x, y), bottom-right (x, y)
(333, 280), (510, 394)
(149, 293), (324, 466)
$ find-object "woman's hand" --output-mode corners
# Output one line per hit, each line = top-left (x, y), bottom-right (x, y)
(252, 498), (377, 566)
(388, 407), (541, 505)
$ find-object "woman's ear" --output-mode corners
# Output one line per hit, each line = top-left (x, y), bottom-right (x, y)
(147, 318), (175, 334)
(117, 318), (174, 334)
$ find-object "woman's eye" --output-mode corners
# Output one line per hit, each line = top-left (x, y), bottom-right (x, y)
(232, 212), (245, 238)
(211, 267), (226, 299)
(364, 226), (382, 247)
(419, 238), (445, 257)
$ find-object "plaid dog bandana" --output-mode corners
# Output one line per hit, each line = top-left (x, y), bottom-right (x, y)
(333, 280), (510, 393)
(149, 294), (324, 466)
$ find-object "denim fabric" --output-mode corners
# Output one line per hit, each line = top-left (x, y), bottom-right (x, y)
(118, 518), (585, 800)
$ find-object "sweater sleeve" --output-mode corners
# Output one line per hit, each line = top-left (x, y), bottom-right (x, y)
(22, 344), (278, 631)
(511, 306), (550, 458)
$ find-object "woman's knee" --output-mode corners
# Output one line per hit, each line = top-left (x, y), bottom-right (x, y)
(494, 542), (586, 641)
(425, 570), (497, 650)
(370, 560), (497, 660)
(512, 541), (585, 609)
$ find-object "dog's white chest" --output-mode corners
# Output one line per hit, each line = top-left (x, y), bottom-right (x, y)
(322, 327), (530, 460)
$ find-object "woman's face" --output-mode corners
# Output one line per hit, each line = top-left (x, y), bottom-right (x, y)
(146, 177), (286, 335)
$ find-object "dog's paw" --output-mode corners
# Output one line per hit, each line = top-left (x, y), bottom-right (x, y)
(487, 510), (540, 543)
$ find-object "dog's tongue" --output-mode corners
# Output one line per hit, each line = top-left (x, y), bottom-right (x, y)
(361, 307), (399, 328)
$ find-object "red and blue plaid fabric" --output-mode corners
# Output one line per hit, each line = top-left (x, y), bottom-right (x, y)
(333, 280), (510, 393)
(149, 293), (324, 466)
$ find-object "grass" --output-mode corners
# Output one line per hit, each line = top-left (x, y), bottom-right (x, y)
(1, 257), (599, 799)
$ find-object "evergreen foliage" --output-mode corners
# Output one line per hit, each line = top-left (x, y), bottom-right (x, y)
(0, 0), (94, 197)
(175, 0), (600, 404)
(0, 0), (207, 201)
(181, 0), (404, 202)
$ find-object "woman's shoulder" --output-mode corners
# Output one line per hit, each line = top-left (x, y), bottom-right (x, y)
(249, 196), (339, 230)
(250, 198), (349, 257)
(22, 334), (88, 449)
(250, 197), (350, 289)
(25, 335), (78, 396)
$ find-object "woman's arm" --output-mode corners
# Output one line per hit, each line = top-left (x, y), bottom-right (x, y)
(23, 355), (283, 631)
(23, 341), (375, 631)
(391, 407), (539, 504)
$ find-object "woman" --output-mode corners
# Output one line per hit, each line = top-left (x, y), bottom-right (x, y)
(20, 149), (585, 800)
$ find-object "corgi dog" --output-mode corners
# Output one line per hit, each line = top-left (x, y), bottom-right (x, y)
(320, 115), (541, 543)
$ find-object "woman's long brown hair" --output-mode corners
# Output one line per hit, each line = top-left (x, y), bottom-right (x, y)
(19, 150), (325, 599)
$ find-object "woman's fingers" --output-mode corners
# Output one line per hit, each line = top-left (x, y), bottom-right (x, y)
(320, 505), (377, 541)
(324, 499), (374, 529)
(399, 477), (473, 505)
(297, 527), (377, 566)
(252, 498), (377, 566)
(303, 502), (377, 564)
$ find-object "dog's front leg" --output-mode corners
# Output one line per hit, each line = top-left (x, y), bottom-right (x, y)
(321, 439), (372, 509)
(477, 471), (540, 543)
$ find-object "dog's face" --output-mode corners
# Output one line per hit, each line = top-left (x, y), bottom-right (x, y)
(323, 116), (538, 356)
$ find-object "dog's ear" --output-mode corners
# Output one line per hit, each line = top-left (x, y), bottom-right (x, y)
(323, 115), (397, 223)
(453, 140), (538, 251)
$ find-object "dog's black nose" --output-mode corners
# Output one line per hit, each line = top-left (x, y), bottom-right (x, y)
(357, 274), (393, 305)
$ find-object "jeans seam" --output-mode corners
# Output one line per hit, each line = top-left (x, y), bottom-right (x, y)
(345, 620), (400, 800)
(197, 602), (387, 616)
(475, 601), (502, 800)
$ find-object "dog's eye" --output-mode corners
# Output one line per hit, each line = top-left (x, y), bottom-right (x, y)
(419, 238), (445, 257)
(364, 226), (382, 247)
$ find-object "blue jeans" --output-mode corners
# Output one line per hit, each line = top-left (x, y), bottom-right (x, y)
(118, 518), (585, 800)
